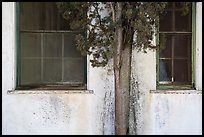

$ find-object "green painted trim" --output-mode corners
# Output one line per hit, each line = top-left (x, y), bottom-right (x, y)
(191, 2), (196, 87)
(157, 85), (194, 90)
(82, 28), (88, 87)
(15, 2), (20, 89)
(83, 56), (87, 87)
(156, 26), (160, 87)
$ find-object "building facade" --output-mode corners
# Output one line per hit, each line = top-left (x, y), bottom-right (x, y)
(2, 2), (202, 135)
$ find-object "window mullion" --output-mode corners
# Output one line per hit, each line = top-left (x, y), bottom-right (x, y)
(171, 3), (175, 83)
(41, 33), (44, 82)
(171, 37), (174, 82)
(62, 33), (64, 82)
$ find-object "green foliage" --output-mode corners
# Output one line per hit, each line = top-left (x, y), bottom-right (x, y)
(57, 2), (115, 67)
(180, 2), (192, 15)
(56, 2), (190, 67)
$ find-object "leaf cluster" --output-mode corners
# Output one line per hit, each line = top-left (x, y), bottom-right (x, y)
(57, 2), (190, 67)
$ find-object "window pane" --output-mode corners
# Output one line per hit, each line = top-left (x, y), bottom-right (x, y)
(64, 58), (84, 83)
(64, 33), (82, 57)
(159, 34), (172, 58)
(43, 33), (62, 57)
(174, 59), (189, 82)
(21, 59), (41, 85)
(20, 2), (69, 30)
(174, 35), (191, 58)
(20, 2), (43, 30)
(166, 3), (173, 9)
(43, 2), (69, 30)
(159, 59), (172, 81)
(175, 3), (192, 11)
(43, 59), (62, 83)
(175, 2), (183, 9)
(159, 11), (172, 31)
(175, 11), (191, 31)
(21, 33), (41, 57)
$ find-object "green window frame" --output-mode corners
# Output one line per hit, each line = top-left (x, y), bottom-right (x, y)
(156, 2), (196, 90)
(15, 2), (87, 90)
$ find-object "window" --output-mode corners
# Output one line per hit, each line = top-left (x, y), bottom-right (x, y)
(157, 2), (195, 89)
(16, 2), (87, 90)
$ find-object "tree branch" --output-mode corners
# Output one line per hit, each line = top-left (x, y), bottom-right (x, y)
(92, 3), (103, 27)
(109, 2), (116, 22)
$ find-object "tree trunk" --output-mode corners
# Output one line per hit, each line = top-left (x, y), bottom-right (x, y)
(114, 2), (132, 135)
(114, 46), (132, 135)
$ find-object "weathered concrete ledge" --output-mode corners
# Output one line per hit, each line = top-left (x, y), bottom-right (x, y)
(150, 90), (202, 94)
(7, 89), (94, 94)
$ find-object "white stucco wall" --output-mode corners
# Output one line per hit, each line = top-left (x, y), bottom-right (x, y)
(2, 2), (202, 135)
(195, 2), (202, 90)
(149, 92), (202, 135)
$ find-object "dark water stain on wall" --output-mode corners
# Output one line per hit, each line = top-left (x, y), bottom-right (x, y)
(39, 95), (72, 126)
(129, 75), (142, 135)
(101, 77), (115, 135)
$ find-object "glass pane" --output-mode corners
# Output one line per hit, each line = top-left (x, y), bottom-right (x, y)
(174, 59), (189, 82)
(159, 11), (172, 31)
(175, 2), (183, 9)
(21, 33), (41, 57)
(20, 2), (69, 30)
(159, 59), (172, 81)
(43, 33), (62, 57)
(64, 33), (82, 57)
(64, 58), (84, 83)
(175, 11), (191, 31)
(43, 59), (62, 83)
(20, 2), (43, 30)
(21, 59), (41, 85)
(165, 2), (173, 9)
(159, 34), (172, 58)
(175, 2), (192, 10)
(42, 2), (69, 30)
(174, 35), (191, 58)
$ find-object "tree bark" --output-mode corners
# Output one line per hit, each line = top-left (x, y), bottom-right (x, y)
(114, 45), (132, 135)
(114, 2), (132, 135)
